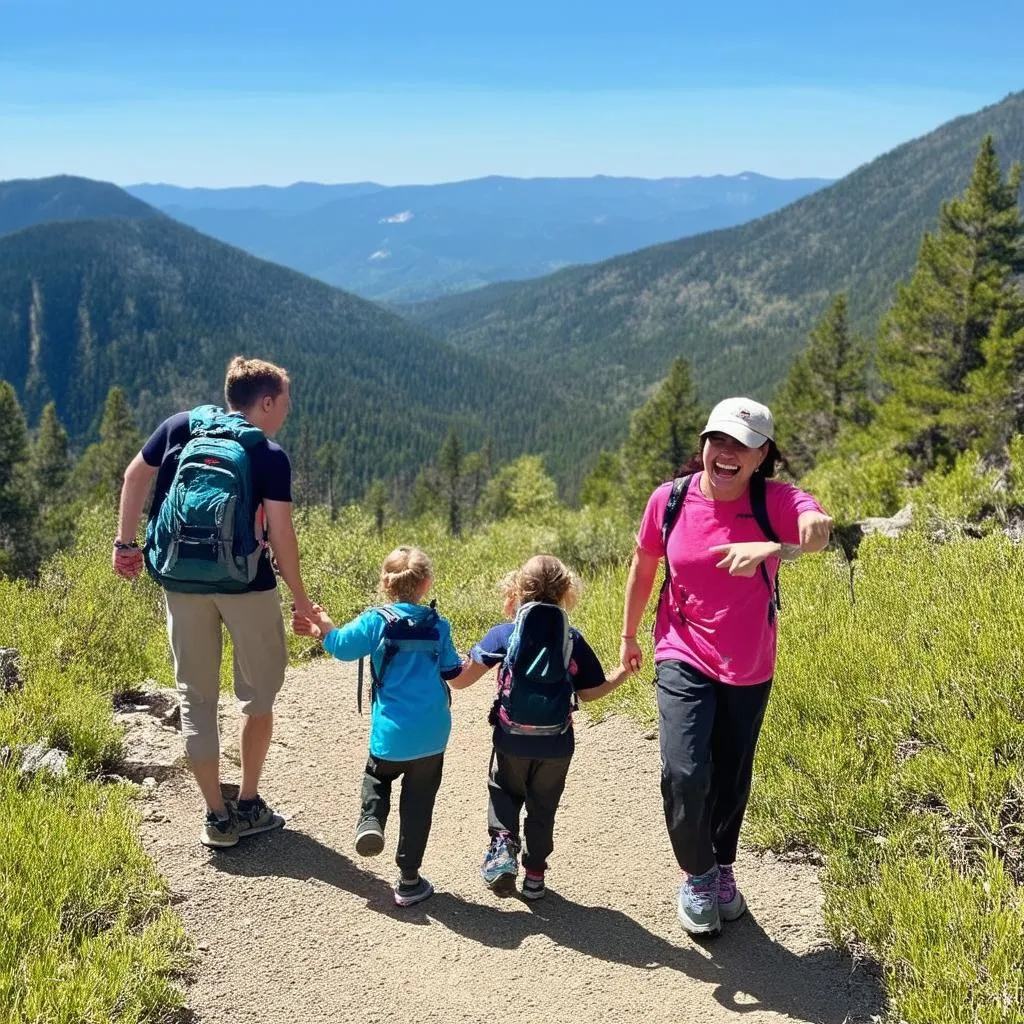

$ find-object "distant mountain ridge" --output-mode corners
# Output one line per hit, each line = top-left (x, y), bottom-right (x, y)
(126, 173), (832, 302)
(0, 175), (160, 236)
(0, 182), (613, 495)
(406, 90), (1024, 410)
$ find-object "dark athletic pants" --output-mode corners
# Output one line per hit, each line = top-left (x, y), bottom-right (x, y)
(656, 660), (772, 875)
(487, 750), (572, 873)
(359, 752), (444, 875)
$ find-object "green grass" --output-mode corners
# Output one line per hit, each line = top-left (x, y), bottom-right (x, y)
(4, 503), (1023, 1022)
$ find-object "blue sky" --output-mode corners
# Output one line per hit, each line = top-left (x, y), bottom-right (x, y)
(1, 0), (1020, 187)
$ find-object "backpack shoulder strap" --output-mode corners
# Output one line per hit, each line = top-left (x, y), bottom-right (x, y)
(358, 606), (401, 714)
(658, 474), (694, 611)
(661, 474), (694, 552)
(748, 475), (782, 620)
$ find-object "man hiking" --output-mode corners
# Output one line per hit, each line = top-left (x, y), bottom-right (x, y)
(113, 356), (315, 848)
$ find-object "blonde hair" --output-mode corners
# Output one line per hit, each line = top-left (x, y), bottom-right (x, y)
(224, 356), (289, 411)
(500, 554), (580, 611)
(380, 546), (433, 603)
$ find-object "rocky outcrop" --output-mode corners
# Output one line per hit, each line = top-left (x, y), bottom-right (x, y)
(113, 682), (185, 783)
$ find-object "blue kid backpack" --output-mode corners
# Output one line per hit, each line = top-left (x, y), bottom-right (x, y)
(145, 405), (266, 593)
(357, 604), (451, 715)
(493, 601), (577, 736)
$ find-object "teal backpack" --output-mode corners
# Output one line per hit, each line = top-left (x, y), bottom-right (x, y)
(145, 406), (266, 593)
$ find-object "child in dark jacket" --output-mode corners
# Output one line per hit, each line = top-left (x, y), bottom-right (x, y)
(451, 554), (631, 899)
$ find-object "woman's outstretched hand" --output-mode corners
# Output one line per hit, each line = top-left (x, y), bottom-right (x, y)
(709, 541), (779, 577)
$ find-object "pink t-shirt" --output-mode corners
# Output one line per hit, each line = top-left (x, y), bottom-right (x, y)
(636, 475), (823, 686)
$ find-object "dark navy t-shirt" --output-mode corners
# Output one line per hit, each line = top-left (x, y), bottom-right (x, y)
(469, 620), (607, 759)
(141, 411), (292, 592)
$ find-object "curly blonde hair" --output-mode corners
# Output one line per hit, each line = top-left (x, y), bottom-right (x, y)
(379, 546), (433, 603)
(500, 554), (580, 611)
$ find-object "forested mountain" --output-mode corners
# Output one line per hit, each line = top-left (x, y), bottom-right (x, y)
(128, 173), (831, 302)
(0, 211), (612, 495)
(407, 91), (1024, 409)
(0, 175), (159, 237)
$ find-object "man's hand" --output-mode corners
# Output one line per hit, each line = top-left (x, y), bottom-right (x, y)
(798, 510), (833, 551)
(112, 542), (144, 579)
(709, 541), (779, 577)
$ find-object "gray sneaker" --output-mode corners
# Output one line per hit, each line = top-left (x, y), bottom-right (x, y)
(200, 809), (239, 849)
(677, 868), (721, 937)
(232, 794), (285, 838)
(354, 817), (385, 857)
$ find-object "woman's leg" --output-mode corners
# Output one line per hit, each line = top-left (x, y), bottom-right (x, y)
(656, 661), (718, 875)
(708, 679), (773, 865)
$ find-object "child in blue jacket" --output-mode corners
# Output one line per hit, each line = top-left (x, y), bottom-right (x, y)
(293, 546), (462, 907)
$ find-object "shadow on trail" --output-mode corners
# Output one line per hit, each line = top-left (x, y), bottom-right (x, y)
(213, 828), (882, 1024)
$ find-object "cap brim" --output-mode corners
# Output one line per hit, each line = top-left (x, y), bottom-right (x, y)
(701, 420), (770, 448)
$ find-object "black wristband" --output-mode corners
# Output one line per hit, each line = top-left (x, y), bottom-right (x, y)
(114, 540), (140, 551)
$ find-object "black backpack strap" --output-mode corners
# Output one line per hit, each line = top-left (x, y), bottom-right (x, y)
(749, 475), (782, 622)
(658, 474), (694, 616)
(358, 606), (401, 715)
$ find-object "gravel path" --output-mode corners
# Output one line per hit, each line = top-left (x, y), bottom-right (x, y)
(141, 660), (883, 1024)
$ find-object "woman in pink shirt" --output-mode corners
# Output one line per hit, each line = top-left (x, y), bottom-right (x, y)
(619, 397), (831, 937)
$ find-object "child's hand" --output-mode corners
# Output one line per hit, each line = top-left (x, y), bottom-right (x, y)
(291, 604), (335, 640)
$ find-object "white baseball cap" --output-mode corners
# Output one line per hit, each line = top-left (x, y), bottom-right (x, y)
(701, 397), (775, 448)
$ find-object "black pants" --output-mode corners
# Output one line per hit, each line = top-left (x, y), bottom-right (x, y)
(487, 750), (572, 873)
(656, 660), (772, 875)
(359, 752), (444, 875)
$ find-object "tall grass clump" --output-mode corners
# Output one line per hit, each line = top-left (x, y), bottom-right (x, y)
(753, 532), (1024, 1023)
(0, 508), (188, 1023)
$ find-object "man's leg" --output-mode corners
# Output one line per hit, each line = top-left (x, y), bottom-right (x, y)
(165, 591), (226, 814)
(217, 589), (288, 802)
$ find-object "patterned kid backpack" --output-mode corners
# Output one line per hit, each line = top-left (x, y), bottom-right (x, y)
(145, 405), (266, 593)
(492, 601), (577, 736)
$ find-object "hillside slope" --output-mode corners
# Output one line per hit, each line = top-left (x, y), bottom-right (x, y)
(407, 91), (1024, 407)
(0, 215), (609, 493)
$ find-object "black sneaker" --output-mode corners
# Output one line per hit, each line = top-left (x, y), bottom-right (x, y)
(393, 874), (434, 907)
(521, 872), (546, 900)
(354, 817), (385, 857)
(232, 794), (285, 838)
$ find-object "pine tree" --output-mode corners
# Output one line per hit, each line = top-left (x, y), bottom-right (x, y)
(620, 357), (705, 509)
(579, 450), (625, 508)
(315, 441), (342, 519)
(0, 381), (37, 576)
(774, 294), (871, 477)
(876, 136), (1024, 468)
(363, 479), (389, 537)
(32, 402), (71, 501)
(438, 428), (463, 537)
(31, 401), (75, 557)
(73, 387), (142, 505)
(480, 455), (559, 521)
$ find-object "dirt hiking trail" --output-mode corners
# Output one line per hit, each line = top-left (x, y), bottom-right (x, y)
(141, 661), (883, 1024)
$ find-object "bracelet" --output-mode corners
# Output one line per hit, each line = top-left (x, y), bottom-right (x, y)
(114, 540), (140, 551)
(620, 633), (636, 640)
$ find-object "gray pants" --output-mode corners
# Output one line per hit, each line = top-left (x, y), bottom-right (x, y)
(360, 753), (444, 875)
(487, 750), (572, 873)
(656, 660), (772, 875)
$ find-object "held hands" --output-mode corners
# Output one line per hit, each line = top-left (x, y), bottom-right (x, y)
(709, 541), (780, 577)
(291, 603), (336, 640)
(619, 636), (643, 676)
